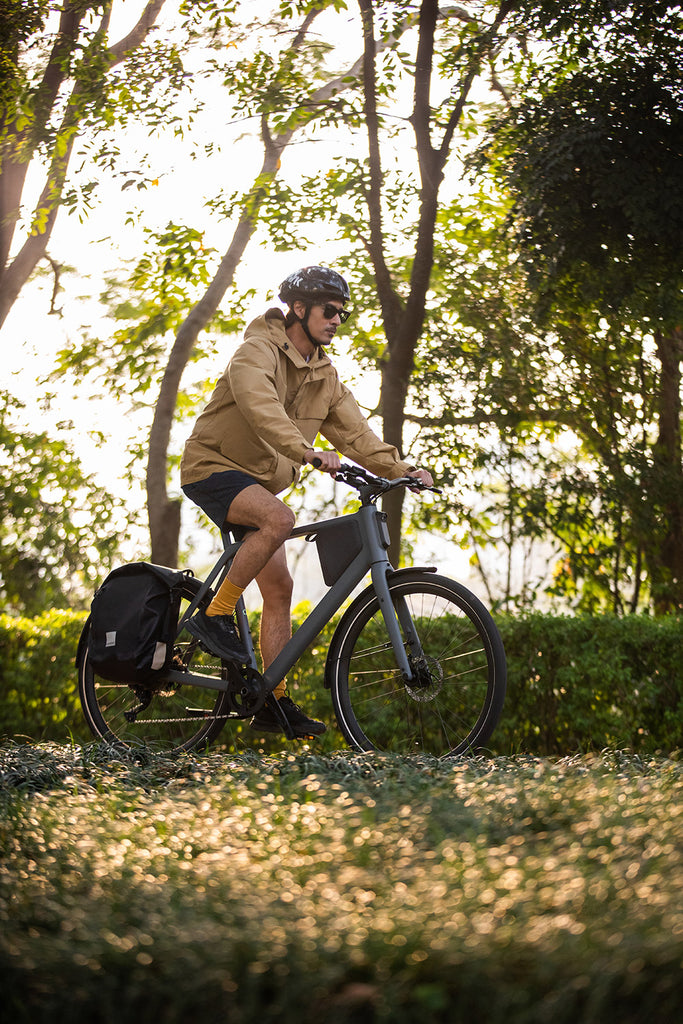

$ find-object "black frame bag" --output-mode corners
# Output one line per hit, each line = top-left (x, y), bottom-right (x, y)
(77, 563), (195, 684)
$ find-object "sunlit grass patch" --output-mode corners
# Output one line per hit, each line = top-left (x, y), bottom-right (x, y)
(1, 742), (681, 1022)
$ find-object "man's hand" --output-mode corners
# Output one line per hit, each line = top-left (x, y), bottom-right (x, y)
(304, 450), (341, 474)
(406, 468), (434, 488)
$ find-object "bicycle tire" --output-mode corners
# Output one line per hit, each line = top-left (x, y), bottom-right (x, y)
(78, 580), (236, 754)
(327, 571), (506, 757)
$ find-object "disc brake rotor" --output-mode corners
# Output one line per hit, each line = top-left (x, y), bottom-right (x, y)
(404, 657), (444, 703)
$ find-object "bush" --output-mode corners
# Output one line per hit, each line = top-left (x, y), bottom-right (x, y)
(493, 613), (682, 756)
(1, 747), (681, 1023)
(0, 609), (680, 755)
(0, 606), (341, 753)
(0, 610), (91, 745)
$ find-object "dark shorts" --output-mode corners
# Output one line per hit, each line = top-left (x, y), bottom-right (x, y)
(182, 470), (259, 540)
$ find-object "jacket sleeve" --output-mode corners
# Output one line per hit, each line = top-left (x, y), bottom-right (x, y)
(228, 342), (311, 464)
(320, 380), (415, 479)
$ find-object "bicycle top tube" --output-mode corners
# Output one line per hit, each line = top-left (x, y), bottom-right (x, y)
(216, 464), (438, 548)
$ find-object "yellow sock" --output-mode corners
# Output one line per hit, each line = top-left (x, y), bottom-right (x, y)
(207, 578), (244, 617)
(272, 680), (286, 700)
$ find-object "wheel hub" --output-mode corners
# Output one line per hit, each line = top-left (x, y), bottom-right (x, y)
(404, 657), (444, 702)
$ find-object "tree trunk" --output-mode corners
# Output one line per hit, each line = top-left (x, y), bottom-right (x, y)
(145, 22), (368, 564)
(649, 327), (683, 611)
(360, 0), (513, 566)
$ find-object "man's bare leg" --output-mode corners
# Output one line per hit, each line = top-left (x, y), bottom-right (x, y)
(245, 516), (326, 736)
(254, 545), (293, 698)
(222, 485), (295, 589)
(187, 486), (293, 662)
(188, 483), (325, 734)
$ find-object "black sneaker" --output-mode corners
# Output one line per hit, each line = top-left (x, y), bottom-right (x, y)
(250, 694), (327, 737)
(186, 608), (248, 663)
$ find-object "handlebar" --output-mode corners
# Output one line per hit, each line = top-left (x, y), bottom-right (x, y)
(311, 459), (440, 502)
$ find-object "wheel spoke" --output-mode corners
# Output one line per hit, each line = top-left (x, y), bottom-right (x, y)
(78, 607), (236, 753)
(330, 574), (506, 757)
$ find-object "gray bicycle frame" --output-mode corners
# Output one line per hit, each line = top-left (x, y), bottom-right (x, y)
(164, 503), (418, 693)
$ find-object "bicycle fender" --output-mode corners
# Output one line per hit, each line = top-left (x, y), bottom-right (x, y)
(386, 566), (437, 580)
(75, 614), (91, 668)
(323, 567), (438, 688)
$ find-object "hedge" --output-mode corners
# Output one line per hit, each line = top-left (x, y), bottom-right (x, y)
(0, 609), (680, 755)
(496, 615), (682, 756)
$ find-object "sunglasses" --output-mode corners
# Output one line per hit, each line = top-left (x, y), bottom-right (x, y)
(320, 302), (351, 323)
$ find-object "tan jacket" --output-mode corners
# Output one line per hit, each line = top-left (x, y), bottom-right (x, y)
(180, 309), (414, 494)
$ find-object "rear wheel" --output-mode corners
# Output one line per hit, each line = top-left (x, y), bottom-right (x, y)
(79, 645), (235, 754)
(78, 583), (241, 753)
(328, 572), (506, 757)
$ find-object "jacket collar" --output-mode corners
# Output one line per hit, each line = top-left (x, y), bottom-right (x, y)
(246, 310), (332, 369)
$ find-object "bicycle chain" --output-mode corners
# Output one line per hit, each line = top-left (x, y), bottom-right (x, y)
(128, 713), (234, 724)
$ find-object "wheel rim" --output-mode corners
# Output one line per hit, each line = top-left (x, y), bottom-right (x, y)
(334, 580), (503, 757)
(80, 636), (233, 753)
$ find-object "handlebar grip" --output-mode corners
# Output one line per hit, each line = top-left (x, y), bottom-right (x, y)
(312, 457), (323, 468)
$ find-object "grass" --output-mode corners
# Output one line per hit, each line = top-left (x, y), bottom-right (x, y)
(1, 741), (681, 1023)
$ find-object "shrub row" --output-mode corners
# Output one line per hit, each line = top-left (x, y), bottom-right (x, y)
(496, 615), (682, 755)
(0, 609), (680, 755)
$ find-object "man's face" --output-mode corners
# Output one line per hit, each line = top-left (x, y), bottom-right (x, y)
(293, 300), (346, 346)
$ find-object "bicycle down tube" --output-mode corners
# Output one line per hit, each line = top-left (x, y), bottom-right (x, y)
(262, 504), (417, 691)
(164, 503), (418, 695)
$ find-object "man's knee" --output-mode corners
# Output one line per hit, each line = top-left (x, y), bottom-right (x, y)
(229, 487), (294, 539)
(251, 499), (294, 545)
(269, 502), (295, 541)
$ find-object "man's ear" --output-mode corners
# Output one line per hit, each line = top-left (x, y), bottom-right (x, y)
(291, 300), (307, 320)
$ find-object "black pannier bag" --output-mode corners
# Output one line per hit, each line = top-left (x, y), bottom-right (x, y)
(77, 563), (196, 684)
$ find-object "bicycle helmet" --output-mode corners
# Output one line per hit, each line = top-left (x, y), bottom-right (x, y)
(278, 266), (350, 347)
(278, 266), (350, 306)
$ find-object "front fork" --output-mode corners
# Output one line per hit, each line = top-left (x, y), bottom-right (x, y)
(370, 564), (424, 683)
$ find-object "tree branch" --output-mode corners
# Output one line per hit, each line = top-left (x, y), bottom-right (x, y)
(438, 0), (516, 164)
(28, 4), (83, 145)
(403, 404), (607, 452)
(107, 0), (167, 64)
(357, 0), (404, 341)
(0, 1), (169, 329)
(0, 5), (85, 274)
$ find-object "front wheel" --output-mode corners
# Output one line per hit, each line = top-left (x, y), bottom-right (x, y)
(327, 572), (506, 757)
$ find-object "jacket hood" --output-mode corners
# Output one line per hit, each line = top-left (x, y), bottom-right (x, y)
(244, 309), (331, 368)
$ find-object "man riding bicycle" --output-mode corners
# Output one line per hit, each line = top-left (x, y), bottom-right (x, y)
(180, 265), (433, 738)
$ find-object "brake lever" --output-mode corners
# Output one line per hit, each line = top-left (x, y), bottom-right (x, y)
(401, 476), (442, 495)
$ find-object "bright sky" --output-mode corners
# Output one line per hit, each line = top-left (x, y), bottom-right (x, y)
(2, 0), (484, 597)
(3, 1), (363, 466)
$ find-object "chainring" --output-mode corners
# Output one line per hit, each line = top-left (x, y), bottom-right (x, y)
(224, 663), (268, 717)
